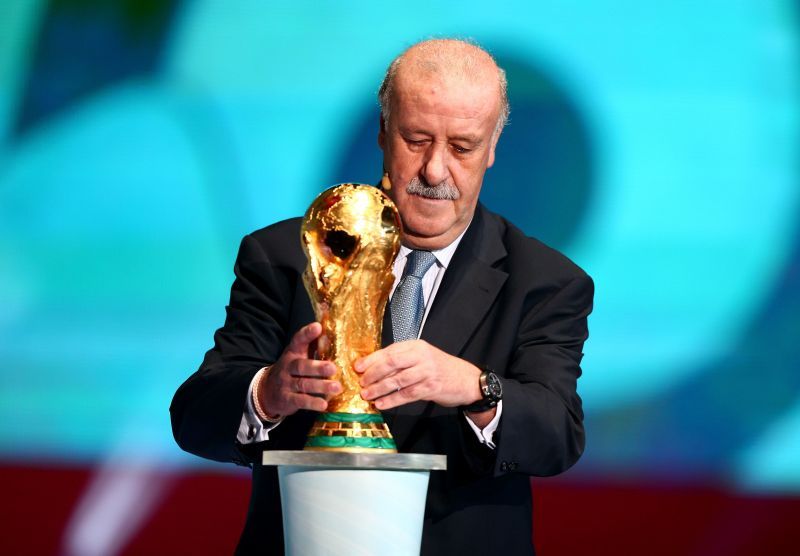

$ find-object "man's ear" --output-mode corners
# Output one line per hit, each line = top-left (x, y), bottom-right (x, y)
(378, 115), (386, 151)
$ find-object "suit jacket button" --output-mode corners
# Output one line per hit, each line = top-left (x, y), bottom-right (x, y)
(509, 462), (518, 471)
(500, 461), (509, 472)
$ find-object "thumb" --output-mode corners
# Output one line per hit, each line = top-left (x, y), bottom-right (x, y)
(285, 322), (323, 358)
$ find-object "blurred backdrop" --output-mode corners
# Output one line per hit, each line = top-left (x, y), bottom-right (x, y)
(2, 1), (799, 554)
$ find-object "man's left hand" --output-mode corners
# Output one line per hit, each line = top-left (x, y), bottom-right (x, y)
(355, 340), (483, 410)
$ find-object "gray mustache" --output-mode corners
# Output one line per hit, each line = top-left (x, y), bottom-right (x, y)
(406, 178), (461, 200)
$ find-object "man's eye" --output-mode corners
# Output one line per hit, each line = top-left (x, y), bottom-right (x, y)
(452, 145), (472, 154)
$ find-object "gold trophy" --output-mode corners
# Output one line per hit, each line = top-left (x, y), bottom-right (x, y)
(300, 183), (401, 452)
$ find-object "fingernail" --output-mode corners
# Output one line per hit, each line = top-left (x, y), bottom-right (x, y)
(354, 361), (363, 372)
(361, 389), (371, 399)
(375, 400), (384, 410)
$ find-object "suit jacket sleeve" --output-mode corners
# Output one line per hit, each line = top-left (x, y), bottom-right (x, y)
(493, 272), (593, 477)
(170, 230), (299, 464)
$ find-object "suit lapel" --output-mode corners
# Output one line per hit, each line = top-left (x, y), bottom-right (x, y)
(384, 205), (508, 448)
(421, 245), (508, 356)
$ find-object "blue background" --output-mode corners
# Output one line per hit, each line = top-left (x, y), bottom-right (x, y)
(1, 0), (799, 498)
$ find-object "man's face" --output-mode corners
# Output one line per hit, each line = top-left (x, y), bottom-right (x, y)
(378, 73), (501, 250)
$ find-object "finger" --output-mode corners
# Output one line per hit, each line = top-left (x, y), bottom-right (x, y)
(311, 333), (331, 359)
(373, 383), (424, 411)
(354, 342), (404, 372)
(361, 368), (422, 401)
(358, 345), (417, 387)
(285, 322), (323, 356)
(291, 377), (342, 399)
(290, 358), (337, 379)
(288, 392), (329, 413)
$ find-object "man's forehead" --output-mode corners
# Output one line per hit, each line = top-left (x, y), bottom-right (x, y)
(393, 45), (500, 106)
(393, 71), (500, 120)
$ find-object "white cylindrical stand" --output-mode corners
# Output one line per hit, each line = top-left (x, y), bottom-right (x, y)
(262, 451), (446, 556)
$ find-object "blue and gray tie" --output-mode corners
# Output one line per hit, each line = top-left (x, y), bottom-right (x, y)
(391, 250), (437, 342)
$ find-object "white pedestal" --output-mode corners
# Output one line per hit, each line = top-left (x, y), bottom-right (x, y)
(262, 451), (447, 556)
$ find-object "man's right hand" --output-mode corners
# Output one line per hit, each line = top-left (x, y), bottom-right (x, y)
(256, 322), (342, 417)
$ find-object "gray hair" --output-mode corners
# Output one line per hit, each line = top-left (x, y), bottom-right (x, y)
(378, 38), (510, 138)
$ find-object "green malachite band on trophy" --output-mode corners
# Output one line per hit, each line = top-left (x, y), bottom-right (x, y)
(316, 412), (385, 424)
(305, 436), (397, 450)
(304, 412), (397, 451)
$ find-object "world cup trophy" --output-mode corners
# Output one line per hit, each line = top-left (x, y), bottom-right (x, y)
(300, 183), (401, 452)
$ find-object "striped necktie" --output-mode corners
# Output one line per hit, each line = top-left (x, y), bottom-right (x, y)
(390, 250), (437, 342)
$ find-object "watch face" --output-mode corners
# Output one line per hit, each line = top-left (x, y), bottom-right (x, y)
(485, 372), (503, 401)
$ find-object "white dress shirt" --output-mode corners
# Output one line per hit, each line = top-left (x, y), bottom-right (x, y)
(238, 223), (502, 448)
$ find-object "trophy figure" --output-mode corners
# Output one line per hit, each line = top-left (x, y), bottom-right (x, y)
(300, 183), (401, 452)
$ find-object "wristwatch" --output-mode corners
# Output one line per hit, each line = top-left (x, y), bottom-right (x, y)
(461, 366), (503, 413)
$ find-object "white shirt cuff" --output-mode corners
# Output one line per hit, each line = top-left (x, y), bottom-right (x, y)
(463, 400), (502, 449)
(236, 367), (283, 444)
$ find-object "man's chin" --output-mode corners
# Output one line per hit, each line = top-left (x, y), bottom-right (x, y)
(400, 218), (459, 248)
(397, 196), (464, 245)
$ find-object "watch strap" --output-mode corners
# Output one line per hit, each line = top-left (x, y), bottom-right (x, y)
(461, 397), (499, 413)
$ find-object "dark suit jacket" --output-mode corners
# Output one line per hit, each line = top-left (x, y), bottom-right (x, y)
(171, 202), (593, 555)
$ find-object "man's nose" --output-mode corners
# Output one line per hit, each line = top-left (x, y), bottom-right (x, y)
(421, 142), (449, 186)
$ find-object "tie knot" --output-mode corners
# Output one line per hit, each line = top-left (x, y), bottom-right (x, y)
(403, 250), (437, 279)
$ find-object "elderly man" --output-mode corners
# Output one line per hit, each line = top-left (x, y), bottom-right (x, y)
(171, 39), (593, 555)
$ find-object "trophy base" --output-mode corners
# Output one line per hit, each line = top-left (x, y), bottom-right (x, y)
(304, 412), (397, 453)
